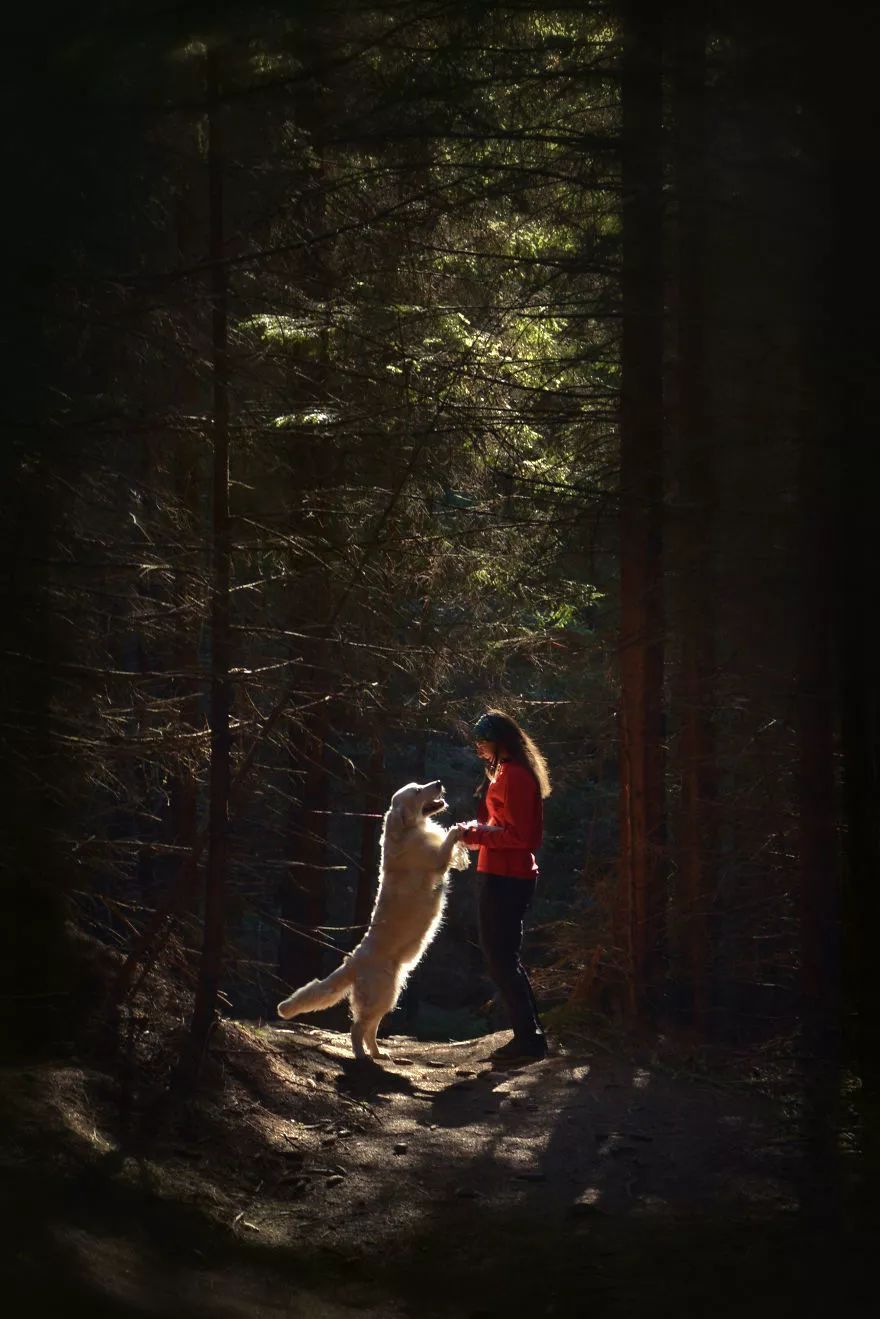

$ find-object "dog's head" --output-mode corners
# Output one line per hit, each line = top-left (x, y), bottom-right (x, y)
(383, 780), (447, 839)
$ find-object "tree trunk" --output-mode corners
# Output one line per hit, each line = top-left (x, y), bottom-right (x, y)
(167, 161), (204, 916)
(796, 401), (841, 1225)
(186, 49), (231, 1069)
(353, 740), (386, 930)
(671, 0), (716, 1034)
(818, 10), (880, 1099)
(838, 454), (880, 1090)
(796, 437), (838, 1037)
(274, 14), (340, 995)
(616, 0), (666, 1022)
(279, 717), (329, 989)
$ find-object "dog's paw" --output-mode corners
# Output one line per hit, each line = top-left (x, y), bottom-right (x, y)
(450, 841), (471, 871)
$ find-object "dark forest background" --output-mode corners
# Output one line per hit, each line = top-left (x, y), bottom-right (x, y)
(3, 0), (879, 1152)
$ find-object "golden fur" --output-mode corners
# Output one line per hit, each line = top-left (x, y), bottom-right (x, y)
(277, 780), (469, 1059)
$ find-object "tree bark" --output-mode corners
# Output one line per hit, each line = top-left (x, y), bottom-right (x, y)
(187, 49), (231, 1068)
(838, 449), (880, 1091)
(279, 717), (330, 989)
(166, 150), (204, 917)
(274, 13), (340, 995)
(796, 437), (838, 1034)
(616, 0), (666, 1022)
(796, 400), (841, 1225)
(353, 740), (386, 930)
(826, 14), (880, 1096)
(671, 0), (717, 1034)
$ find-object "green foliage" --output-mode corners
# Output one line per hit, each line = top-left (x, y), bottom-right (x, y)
(10, 0), (623, 1032)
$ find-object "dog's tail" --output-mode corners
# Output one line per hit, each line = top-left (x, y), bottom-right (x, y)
(277, 957), (356, 1020)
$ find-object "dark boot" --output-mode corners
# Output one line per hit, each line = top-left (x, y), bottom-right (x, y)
(490, 1033), (548, 1063)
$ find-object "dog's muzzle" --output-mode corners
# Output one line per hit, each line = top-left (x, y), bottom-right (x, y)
(423, 783), (446, 815)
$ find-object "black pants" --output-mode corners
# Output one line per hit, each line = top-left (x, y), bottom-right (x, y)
(478, 873), (543, 1041)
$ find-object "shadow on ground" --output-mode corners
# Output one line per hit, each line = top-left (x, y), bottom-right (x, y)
(2, 1023), (873, 1318)
(5, 1154), (868, 1319)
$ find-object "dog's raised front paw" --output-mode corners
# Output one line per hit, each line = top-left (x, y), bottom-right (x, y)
(450, 841), (471, 871)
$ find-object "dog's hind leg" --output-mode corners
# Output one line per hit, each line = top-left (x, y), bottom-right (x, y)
(361, 1014), (385, 1060)
(351, 987), (386, 1060)
(365, 969), (410, 1058)
(350, 1013), (383, 1060)
(350, 1018), (369, 1060)
(351, 967), (399, 1060)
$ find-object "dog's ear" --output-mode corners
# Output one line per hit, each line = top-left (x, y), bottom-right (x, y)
(384, 792), (415, 841)
(383, 802), (406, 841)
(383, 785), (419, 843)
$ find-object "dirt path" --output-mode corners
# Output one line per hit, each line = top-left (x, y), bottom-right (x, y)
(2, 1023), (864, 1317)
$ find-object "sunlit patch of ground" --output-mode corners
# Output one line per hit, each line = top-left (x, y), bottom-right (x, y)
(1, 1020), (868, 1317)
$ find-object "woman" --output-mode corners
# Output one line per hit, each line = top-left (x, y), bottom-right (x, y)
(458, 710), (552, 1062)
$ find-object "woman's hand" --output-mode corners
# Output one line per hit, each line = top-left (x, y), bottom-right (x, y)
(456, 821), (479, 848)
(455, 820), (503, 847)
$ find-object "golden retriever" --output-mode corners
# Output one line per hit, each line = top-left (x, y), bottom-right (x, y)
(277, 780), (469, 1059)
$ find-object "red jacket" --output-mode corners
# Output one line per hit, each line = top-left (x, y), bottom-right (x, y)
(462, 760), (543, 879)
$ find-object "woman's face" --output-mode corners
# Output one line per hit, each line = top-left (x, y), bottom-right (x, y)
(475, 739), (496, 762)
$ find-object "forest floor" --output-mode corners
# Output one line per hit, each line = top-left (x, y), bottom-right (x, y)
(1, 1017), (873, 1318)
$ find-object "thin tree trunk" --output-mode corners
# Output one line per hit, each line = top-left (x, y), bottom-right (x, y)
(354, 740), (385, 930)
(818, 11), (880, 1248)
(828, 16), (880, 1105)
(671, 0), (716, 1034)
(617, 0), (666, 1022)
(275, 16), (339, 995)
(279, 717), (329, 989)
(790, 11), (846, 1225)
(835, 347), (880, 1228)
(838, 462), (880, 1089)
(796, 441), (838, 1032)
(168, 168), (203, 915)
(796, 413), (841, 1226)
(186, 49), (231, 1070)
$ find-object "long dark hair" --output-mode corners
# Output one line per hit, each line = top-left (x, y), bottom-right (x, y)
(473, 708), (552, 800)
